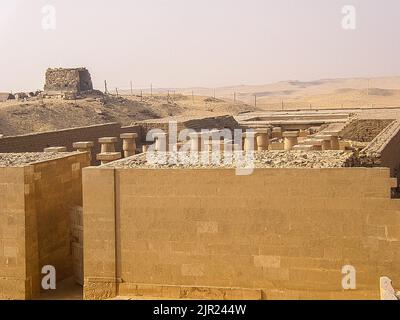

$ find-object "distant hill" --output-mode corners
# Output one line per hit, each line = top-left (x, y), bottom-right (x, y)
(0, 92), (253, 136)
(172, 76), (400, 110)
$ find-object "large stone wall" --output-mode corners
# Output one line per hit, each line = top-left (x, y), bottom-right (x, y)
(0, 123), (142, 165)
(44, 68), (93, 93)
(83, 167), (400, 300)
(0, 152), (90, 299)
(0, 167), (27, 299)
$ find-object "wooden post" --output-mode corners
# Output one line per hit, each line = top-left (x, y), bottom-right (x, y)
(254, 94), (257, 108)
(141, 90), (143, 101)
(104, 80), (108, 94)
(115, 88), (119, 96)
(130, 81), (133, 95)
(151, 83), (153, 97)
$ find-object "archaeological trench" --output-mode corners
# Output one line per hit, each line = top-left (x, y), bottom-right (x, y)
(0, 109), (400, 300)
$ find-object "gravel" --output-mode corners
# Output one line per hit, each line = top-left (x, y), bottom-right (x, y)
(0, 152), (76, 166)
(105, 150), (356, 169)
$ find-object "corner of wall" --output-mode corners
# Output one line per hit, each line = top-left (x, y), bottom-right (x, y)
(82, 166), (118, 300)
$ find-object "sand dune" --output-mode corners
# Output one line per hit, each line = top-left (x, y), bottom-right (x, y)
(172, 76), (400, 110)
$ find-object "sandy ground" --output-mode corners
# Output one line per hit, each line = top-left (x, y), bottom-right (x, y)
(0, 93), (254, 136)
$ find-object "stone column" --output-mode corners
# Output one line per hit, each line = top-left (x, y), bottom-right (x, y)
(96, 152), (121, 165)
(255, 128), (270, 151)
(199, 132), (212, 152)
(209, 130), (222, 152)
(98, 137), (118, 153)
(189, 132), (201, 152)
(120, 133), (138, 157)
(73, 141), (94, 160)
(44, 146), (67, 152)
(154, 133), (168, 152)
(243, 131), (257, 151)
(283, 131), (299, 151)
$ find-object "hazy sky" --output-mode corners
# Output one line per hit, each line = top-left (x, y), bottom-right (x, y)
(1, 0), (400, 91)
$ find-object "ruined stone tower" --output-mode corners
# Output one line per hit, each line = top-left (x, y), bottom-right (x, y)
(44, 67), (93, 94)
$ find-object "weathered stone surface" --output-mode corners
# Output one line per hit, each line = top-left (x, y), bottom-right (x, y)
(0, 152), (78, 166)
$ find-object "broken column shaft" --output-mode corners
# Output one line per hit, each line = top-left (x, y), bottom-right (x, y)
(243, 131), (257, 151)
(283, 131), (299, 151)
(255, 128), (270, 151)
(73, 141), (94, 160)
(97, 137), (121, 164)
(189, 132), (202, 152)
(153, 133), (168, 152)
(120, 133), (138, 157)
(98, 137), (118, 153)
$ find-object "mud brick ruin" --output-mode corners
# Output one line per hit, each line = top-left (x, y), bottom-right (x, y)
(44, 68), (93, 94)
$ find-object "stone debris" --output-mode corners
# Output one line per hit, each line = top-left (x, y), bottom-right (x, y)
(105, 150), (356, 169)
(0, 152), (76, 167)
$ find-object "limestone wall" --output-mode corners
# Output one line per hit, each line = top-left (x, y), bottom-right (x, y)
(0, 167), (27, 299)
(83, 167), (400, 300)
(0, 152), (90, 299)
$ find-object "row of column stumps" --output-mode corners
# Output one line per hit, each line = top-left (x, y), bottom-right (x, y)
(43, 133), (138, 165)
(184, 127), (340, 151)
(296, 131), (340, 151)
(97, 134), (138, 164)
(147, 129), (271, 153)
(42, 127), (340, 164)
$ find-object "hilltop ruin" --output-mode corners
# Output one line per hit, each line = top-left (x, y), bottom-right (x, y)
(44, 67), (93, 94)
